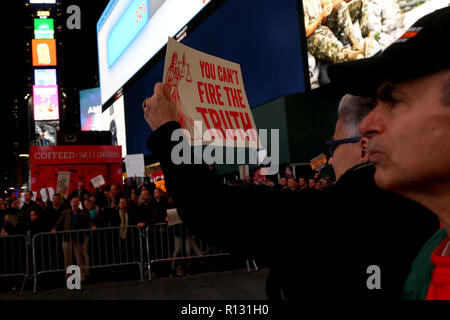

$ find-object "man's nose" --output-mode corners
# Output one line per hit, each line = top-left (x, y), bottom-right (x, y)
(359, 106), (384, 138)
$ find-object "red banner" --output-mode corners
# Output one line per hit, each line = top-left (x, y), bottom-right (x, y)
(29, 146), (123, 196)
(30, 145), (122, 165)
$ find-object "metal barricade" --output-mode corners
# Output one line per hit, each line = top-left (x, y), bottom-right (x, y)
(31, 226), (144, 292)
(144, 223), (234, 280)
(0, 234), (29, 292)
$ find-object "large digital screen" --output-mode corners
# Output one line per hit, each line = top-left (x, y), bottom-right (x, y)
(32, 39), (57, 67)
(34, 69), (57, 85)
(303, 0), (447, 89)
(123, 0), (307, 156)
(101, 96), (127, 157)
(97, 0), (211, 104)
(30, 0), (56, 3)
(33, 85), (59, 121)
(34, 121), (59, 146)
(79, 87), (103, 131)
(34, 18), (54, 39)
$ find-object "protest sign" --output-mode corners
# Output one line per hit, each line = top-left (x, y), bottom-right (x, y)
(167, 208), (183, 226)
(124, 154), (145, 177)
(40, 188), (49, 202)
(56, 171), (71, 199)
(163, 37), (259, 147)
(310, 153), (327, 171)
(90, 175), (106, 189)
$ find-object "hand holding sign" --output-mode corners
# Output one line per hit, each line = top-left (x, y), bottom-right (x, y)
(143, 82), (178, 132)
(144, 38), (258, 147)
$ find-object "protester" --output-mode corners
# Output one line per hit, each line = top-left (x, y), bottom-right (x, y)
(1, 198), (22, 236)
(85, 198), (100, 224)
(68, 182), (90, 200)
(326, 7), (450, 299)
(44, 193), (65, 228)
(298, 177), (308, 190)
(286, 177), (298, 192)
(24, 208), (49, 237)
(110, 197), (138, 230)
(152, 188), (168, 224)
(136, 188), (156, 228)
(307, 178), (316, 190)
(18, 190), (36, 224)
(51, 196), (97, 281)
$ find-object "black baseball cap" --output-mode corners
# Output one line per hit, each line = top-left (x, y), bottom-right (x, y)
(325, 6), (450, 97)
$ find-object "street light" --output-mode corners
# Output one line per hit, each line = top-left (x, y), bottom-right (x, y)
(19, 154), (29, 158)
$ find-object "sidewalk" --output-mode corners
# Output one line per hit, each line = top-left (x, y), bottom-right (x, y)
(1, 268), (269, 300)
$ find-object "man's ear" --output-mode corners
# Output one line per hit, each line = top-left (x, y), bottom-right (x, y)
(360, 137), (369, 162)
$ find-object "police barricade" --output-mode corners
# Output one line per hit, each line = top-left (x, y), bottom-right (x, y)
(144, 223), (258, 280)
(0, 234), (29, 292)
(31, 226), (144, 292)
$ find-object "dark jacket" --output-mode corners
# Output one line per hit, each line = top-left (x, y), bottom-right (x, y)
(109, 203), (139, 227)
(326, 162), (439, 299)
(18, 200), (37, 225)
(147, 121), (439, 300)
(152, 197), (169, 224)
(137, 201), (159, 226)
(53, 208), (96, 231)
(24, 216), (51, 237)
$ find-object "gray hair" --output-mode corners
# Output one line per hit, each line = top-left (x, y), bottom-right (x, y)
(338, 94), (377, 137)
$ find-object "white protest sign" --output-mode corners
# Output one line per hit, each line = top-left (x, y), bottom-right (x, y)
(124, 154), (146, 177)
(47, 187), (55, 200)
(166, 208), (183, 226)
(40, 187), (55, 202)
(40, 188), (48, 202)
(90, 175), (106, 189)
(163, 37), (259, 147)
(56, 172), (71, 199)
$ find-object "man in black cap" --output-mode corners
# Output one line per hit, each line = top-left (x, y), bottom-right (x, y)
(326, 6), (450, 299)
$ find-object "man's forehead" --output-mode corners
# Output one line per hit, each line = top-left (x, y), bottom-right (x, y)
(376, 80), (404, 97)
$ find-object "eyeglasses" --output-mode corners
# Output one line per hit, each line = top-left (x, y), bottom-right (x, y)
(325, 137), (361, 157)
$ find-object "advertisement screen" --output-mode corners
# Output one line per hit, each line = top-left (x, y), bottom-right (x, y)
(33, 85), (59, 121)
(34, 18), (54, 39)
(97, 0), (211, 104)
(34, 69), (57, 85)
(101, 96), (127, 157)
(303, 0), (447, 89)
(30, 1), (56, 3)
(122, 0), (307, 156)
(79, 87), (103, 131)
(32, 39), (57, 66)
(34, 120), (59, 146)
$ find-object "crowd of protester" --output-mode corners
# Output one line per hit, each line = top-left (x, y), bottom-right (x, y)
(0, 165), (332, 286)
(1, 167), (333, 235)
(227, 166), (335, 192)
(0, 166), (333, 238)
(0, 178), (169, 238)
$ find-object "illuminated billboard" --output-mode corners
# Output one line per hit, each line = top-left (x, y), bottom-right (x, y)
(302, 0), (447, 89)
(101, 96), (127, 157)
(79, 88), (103, 131)
(33, 85), (59, 121)
(34, 69), (57, 85)
(32, 39), (57, 66)
(97, 0), (211, 104)
(34, 18), (54, 39)
(30, 1), (56, 3)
